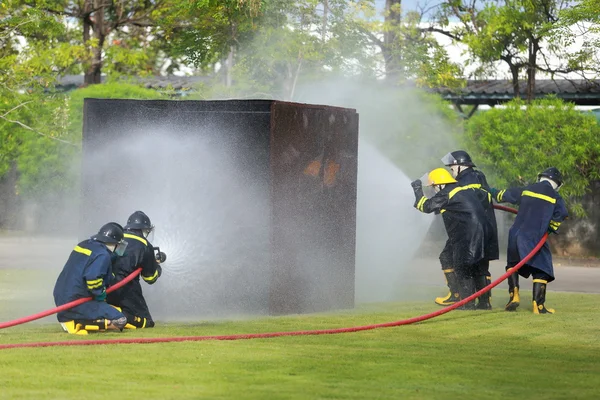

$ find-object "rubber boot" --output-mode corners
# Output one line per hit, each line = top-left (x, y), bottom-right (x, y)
(435, 269), (461, 306)
(123, 311), (154, 329)
(74, 318), (110, 333)
(505, 268), (520, 311)
(457, 277), (477, 310)
(475, 275), (492, 310)
(60, 320), (88, 335)
(532, 279), (555, 314)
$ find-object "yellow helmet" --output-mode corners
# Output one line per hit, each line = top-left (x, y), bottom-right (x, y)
(426, 168), (457, 186)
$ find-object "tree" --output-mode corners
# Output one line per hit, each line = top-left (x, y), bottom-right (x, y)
(168, 0), (264, 87)
(433, 0), (596, 99)
(20, 0), (178, 84)
(356, 0), (464, 87)
(463, 97), (600, 216)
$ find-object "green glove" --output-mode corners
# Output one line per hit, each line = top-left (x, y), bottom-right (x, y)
(95, 289), (107, 302)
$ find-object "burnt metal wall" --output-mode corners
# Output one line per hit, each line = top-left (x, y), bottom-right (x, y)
(82, 99), (358, 316)
(269, 102), (358, 314)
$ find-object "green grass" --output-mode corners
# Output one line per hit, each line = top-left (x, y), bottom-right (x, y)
(1, 291), (599, 399)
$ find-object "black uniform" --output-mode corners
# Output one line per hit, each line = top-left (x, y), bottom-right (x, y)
(494, 180), (568, 281)
(455, 168), (499, 262)
(54, 239), (125, 323)
(107, 231), (162, 327)
(413, 183), (493, 280)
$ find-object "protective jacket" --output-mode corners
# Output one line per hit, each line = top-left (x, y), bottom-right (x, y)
(493, 180), (568, 281)
(53, 239), (123, 322)
(455, 168), (499, 261)
(413, 183), (493, 271)
(108, 231), (161, 322)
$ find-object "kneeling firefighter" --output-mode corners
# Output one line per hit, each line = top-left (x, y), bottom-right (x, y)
(107, 211), (165, 328)
(439, 150), (499, 310)
(490, 167), (568, 314)
(53, 222), (128, 335)
(411, 168), (494, 310)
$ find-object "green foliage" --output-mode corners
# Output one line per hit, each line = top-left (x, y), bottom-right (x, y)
(67, 82), (164, 140)
(464, 97), (600, 216)
(361, 86), (463, 179)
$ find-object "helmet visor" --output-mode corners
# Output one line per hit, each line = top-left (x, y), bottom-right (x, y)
(114, 240), (128, 257)
(419, 172), (432, 186)
(441, 152), (457, 166)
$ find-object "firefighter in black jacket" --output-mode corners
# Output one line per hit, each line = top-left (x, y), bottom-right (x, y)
(440, 150), (499, 310)
(107, 211), (163, 328)
(412, 168), (493, 309)
(53, 222), (128, 335)
(490, 167), (568, 314)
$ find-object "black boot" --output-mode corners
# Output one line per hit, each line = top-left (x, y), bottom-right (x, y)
(123, 311), (154, 329)
(532, 279), (555, 314)
(475, 275), (492, 310)
(435, 269), (461, 306)
(505, 268), (520, 311)
(457, 277), (477, 310)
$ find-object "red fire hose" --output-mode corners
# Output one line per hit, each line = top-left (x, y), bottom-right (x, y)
(0, 205), (544, 350)
(0, 268), (142, 330)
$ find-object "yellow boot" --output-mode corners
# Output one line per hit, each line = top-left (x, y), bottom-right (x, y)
(59, 320), (88, 335)
(435, 269), (461, 306)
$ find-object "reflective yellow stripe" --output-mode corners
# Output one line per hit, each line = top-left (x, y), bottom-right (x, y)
(498, 190), (506, 202)
(142, 318), (147, 328)
(550, 220), (561, 228)
(124, 233), (147, 246)
(86, 278), (103, 289)
(449, 184), (479, 199)
(74, 246), (92, 256)
(532, 279), (548, 284)
(463, 183), (482, 190)
(488, 192), (492, 203)
(417, 196), (427, 211)
(87, 282), (103, 289)
(522, 190), (556, 204)
(442, 269), (454, 273)
(440, 209), (446, 214)
(142, 269), (159, 282)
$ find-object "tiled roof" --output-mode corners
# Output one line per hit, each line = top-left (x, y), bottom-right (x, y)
(435, 79), (600, 96)
(57, 75), (210, 89)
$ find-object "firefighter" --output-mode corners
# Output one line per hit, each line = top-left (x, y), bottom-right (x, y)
(411, 168), (493, 310)
(440, 150), (499, 310)
(107, 211), (163, 328)
(53, 222), (128, 335)
(490, 167), (568, 314)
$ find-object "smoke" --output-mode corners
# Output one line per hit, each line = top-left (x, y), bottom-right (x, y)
(82, 128), (272, 320)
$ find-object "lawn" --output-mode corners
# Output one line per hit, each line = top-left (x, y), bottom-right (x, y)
(1, 289), (599, 399)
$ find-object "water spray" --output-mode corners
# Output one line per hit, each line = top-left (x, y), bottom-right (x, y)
(0, 206), (547, 350)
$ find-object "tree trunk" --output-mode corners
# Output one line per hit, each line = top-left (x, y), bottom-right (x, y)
(526, 37), (539, 102)
(384, 0), (402, 79)
(322, 0), (328, 42)
(84, 0), (106, 85)
(510, 65), (520, 98)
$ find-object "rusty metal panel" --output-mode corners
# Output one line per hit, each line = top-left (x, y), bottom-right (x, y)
(268, 101), (359, 314)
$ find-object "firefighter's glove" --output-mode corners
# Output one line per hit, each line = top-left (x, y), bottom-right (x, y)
(95, 289), (107, 302)
(410, 179), (422, 189)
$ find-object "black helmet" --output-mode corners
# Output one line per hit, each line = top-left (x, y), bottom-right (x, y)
(124, 211), (153, 230)
(538, 167), (563, 187)
(441, 150), (476, 167)
(91, 222), (125, 244)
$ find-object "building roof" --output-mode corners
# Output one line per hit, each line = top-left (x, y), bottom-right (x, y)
(434, 79), (600, 105)
(57, 75), (211, 90)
